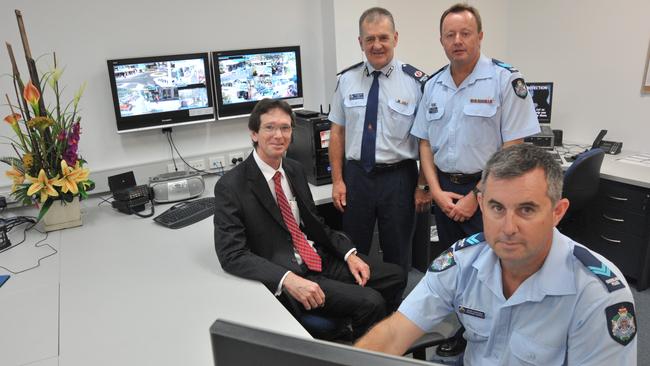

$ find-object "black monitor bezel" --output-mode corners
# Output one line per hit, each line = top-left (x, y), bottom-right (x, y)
(211, 45), (304, 119)
(107, 52), (215, 133)
(210, 319), (433, 366)
(526, 81), (553, 124)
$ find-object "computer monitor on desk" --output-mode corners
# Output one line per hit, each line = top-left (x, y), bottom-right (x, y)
(524, 82), (555, 149)
(210, 319), (441, 366)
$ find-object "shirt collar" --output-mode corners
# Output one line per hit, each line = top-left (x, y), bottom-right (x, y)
(252, 149), (287, 183)
(440, 53), (492, 89)
(365, 58), (397, 78)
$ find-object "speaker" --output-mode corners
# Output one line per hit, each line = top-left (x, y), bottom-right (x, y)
(149, 172), (204, 203)
(552, 129), (563, 147)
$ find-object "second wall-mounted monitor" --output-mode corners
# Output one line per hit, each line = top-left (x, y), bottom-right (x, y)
(107, 52), (215, 133)
(212, 46), (303, 119)
(526, 82), (553, 124)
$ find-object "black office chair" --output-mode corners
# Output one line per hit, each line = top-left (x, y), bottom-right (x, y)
(559, 148), (605, 235)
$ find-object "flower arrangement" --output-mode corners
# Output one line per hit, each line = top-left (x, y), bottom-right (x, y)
(2, 10), (94, 220)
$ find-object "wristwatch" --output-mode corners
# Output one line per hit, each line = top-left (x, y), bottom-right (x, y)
(417, 184), (429, 192)
(471, 186), (481, 197)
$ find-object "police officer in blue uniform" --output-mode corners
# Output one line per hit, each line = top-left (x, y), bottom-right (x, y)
(411, 5), (539, 355)
(329, 7), (430, 272)
(355, 144), (637, 365)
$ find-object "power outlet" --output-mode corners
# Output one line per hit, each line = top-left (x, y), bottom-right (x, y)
(167, 163), (185, 173)
(228, 152), (245, 166)
(209, 155), (227, 170)
(188, 159), (206, 171)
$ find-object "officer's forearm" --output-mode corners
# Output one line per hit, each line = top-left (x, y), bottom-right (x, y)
(329, 123), (346, 183)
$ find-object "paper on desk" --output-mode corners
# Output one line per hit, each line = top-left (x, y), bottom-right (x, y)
(616, 153), (650, 167)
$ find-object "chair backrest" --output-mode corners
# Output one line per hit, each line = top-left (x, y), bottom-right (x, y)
(562, 148), (605, 214)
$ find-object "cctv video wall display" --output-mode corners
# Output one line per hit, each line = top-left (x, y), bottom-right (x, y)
(212, 46), (304, 119)
(107, 46), (303, 132)
(107, 53), (215, 133)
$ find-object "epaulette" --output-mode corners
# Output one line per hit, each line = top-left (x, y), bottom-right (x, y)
(401, 63), (428, 85)
(336, 61), (364, 76)
(574, 245), (626, 292)
(421, 65), (447, 92)
(454, 232), (485, 251)
(492, 58), (519, 73)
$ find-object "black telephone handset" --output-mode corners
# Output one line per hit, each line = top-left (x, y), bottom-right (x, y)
(591, 129), (608, 150)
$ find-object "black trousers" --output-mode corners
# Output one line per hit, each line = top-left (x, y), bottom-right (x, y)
(433, 171), (484, 248)
(283, 252), (406, 339)
(342, 160), (418, 272)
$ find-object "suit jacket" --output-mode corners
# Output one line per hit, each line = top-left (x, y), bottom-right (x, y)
(214, 154), (354, 292)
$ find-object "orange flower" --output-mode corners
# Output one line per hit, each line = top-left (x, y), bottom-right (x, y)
(26, 169), (59, 203)
(3, 113), (22, 126)
(23, 81), (41, 114)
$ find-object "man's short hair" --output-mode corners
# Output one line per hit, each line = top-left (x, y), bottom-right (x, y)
(248, 98), (295, 147)
(359, 7), (395, 36)
(481, 144), (564, 204)
(439, 3), (483, 34)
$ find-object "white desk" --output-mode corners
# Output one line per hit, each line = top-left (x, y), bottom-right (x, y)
(0, 184), (309, 366)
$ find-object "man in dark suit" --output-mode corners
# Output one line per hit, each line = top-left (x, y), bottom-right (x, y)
(214, 99), (406, 339)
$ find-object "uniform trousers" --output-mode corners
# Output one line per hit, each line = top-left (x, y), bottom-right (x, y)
(342, 159), (418, 272)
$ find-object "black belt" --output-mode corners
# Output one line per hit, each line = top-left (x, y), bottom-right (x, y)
(438, 170), (482, 185)
(348, 159), (414, 174)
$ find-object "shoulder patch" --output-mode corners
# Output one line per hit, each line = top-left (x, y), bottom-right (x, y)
(337, 61), (364, 76)
(574, 245), (626, 292)
(454, 232), (485, 251)
(492, 58), (519, 73)
(606, 302), (637, 346)
(401, 63), (429, 85)
(428, 248), (456, 272)
(511, 78), (528, 99)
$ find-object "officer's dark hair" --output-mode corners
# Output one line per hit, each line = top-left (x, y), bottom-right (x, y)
(359, 7), (395, 36)
(481, 144), (563, 204)
(248, 98), (295, 148)
(440, 3), (483, 34)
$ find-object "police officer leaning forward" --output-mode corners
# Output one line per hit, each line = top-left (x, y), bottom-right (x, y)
(355, 144), (637, 366)
(410, 4), (540, 356)
(329, 7), (430, 273)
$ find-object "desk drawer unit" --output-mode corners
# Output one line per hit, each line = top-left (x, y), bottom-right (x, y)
(584, 179), (650, 290)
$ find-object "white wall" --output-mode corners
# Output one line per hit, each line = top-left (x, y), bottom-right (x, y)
(0, 0), (331, 188)
(507, 0), (650, 150)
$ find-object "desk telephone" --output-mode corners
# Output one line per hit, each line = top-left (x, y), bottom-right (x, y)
(112, 184), (155, 217)
(591, 129), (623, 155)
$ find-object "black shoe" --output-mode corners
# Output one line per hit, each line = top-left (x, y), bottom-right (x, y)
(435, 336), (467, 357)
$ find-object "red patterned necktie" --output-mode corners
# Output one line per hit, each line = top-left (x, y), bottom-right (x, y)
(273, 171), (322, 272)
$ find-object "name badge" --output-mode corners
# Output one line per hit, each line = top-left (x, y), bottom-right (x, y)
(470, 98), (494, 104)
(395, 98), (409, 106)
(428, 103), (438, 114)
(349, 93), (364, 101)
(458, 305), (485, 319)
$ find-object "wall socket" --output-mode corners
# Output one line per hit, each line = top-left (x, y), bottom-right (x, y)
(188, 159), (206, 171)
(228, 152), (245, 166)
(167, 163), (184, 173)
(209, 155), (227, 170)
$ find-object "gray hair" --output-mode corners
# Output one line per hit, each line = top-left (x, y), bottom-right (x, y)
(481, 144), (563, 204)
(359, 7), (395, 36)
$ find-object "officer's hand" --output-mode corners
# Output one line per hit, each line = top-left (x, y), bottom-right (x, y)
(346, 252), (370, 287)
(332, 180), (347, 212)
(449, 193), (479, 222)
(432, 190), (464, 216)
(283, 272), (326, 310)
(414, 189), (433, 213)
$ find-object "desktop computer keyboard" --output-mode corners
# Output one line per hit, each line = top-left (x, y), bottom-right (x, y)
(154, 197), (216, 229)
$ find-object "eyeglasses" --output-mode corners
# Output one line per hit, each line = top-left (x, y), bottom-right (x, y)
(260, 124), (292, 135)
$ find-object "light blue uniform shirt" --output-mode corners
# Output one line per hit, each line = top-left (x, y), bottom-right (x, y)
(410, 54), (540, 174)
(399, 229), (637, 365)
(329, 59), (422, 164)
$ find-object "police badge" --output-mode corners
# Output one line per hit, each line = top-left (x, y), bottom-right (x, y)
(606, 302), (637, 346)
(512, 78), (528, 99)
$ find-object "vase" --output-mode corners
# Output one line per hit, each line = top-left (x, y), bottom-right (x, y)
(42, 196), (82, 231)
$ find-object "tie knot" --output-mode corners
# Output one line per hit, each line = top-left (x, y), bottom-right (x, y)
(371, 70), (381, 78)
(273, 171), (282, 184)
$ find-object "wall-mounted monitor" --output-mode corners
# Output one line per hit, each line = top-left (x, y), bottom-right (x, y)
(526, 82), (553, 124)
(212, 46), (303, 119)
(107, 52), (215, 133)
